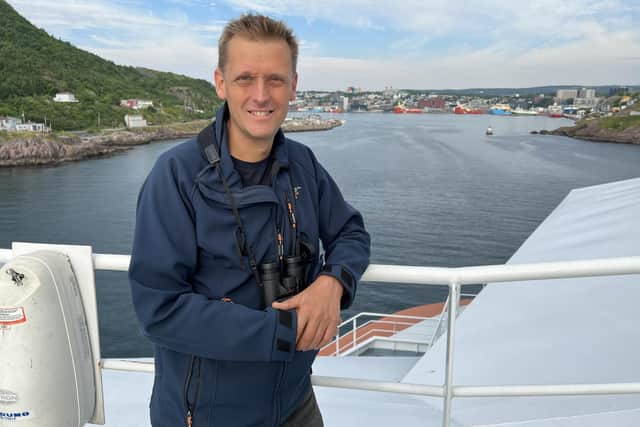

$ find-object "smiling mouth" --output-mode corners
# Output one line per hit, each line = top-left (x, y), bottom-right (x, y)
(248, 110), (274, 117)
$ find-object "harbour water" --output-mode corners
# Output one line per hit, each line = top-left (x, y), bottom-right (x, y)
(1, 113), (640, 357)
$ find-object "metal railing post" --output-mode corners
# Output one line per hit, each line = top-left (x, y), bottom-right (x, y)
(429, 296), (450, 347)
(442, 280), (460, 427)
(352, 317), (357, 351)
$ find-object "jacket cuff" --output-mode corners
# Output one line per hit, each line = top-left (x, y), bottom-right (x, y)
(269, 308), (297, 361)
(320, 264), (356, 309)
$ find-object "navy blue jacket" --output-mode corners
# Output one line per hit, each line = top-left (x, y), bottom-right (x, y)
(129, 105), (370, 426)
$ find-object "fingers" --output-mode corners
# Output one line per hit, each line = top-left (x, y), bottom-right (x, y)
(274, 277), (343, 351)
(298, 312), (340, 351)
(309, 321), (328, 350)
(295, 310), (308, 345)
(320, 324), (337, 349)
(271, 294), (299, 311)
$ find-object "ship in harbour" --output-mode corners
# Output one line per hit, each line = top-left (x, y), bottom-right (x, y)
(394, 104), (424, 114)
(488, 104), (513, 115)
(454, 105), (485, 114)
(511, 108), (539, 116)
(546, 104), (564, 118)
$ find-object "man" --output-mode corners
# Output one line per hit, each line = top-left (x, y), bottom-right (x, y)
(129, 14), (370, 427)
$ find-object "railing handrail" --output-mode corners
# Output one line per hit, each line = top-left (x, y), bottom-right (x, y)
(338, 311), (433, 329)
(100, 357), (640, 397)
(2, 249), (639, 286)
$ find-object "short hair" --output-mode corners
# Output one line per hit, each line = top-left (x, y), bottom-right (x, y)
(218, 14), (298, 73)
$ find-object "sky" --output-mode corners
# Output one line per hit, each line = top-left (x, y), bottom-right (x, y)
(7, 0), (640, 91)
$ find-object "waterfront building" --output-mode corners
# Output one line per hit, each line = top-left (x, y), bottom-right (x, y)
(15, 122), (49, 132)
(578, 88), (596, 99)
(53, 92), (78, 103)
(124, 114), (147, 128)
(556, 89), (578, 100)
(609, 86), (630, 96)
(418, 98), (446, 110)
(342, 96), (350, 112)
(120, 99), (154, 110)
(0, 116), (20, 131)
(575, 97), (599, 107)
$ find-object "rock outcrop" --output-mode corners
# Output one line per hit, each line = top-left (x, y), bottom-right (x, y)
(550, 120), (640, 144)
(0, 117), (344, 167)
(0, 135), (127, 166)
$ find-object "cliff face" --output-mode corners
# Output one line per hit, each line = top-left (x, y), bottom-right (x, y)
(0, 135), (126, 166)
(0, 126), (199, 166)
(552, 120), (640, 144)
(0, 117), (345, 167)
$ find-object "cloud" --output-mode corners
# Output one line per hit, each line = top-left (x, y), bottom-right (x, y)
(223, 0), (639, 88)
(90, 37), (217, 82)
(224, 0), (638, 36)
(7, 0), (222, 80)
(298, 28), (640, 90)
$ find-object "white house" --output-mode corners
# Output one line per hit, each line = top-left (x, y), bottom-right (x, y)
(0, 116), (21, 131)
(53, 92), (78, 103)
(15, 122), (49, 133)
(120, 99), (154, 110)
(124, 114), (147, 128)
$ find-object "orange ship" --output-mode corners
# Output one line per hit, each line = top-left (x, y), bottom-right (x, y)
(454, 105), (484, 114)
(393, 105), (423, 113)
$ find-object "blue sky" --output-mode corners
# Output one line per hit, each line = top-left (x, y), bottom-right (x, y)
(7, 0), (640, 90)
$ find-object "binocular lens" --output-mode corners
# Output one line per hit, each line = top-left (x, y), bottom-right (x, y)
(260, 256), (310, 307)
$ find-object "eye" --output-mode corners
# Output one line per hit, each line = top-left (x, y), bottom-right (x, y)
(235, 75), (254, 86)
(268, 76), (287, 87)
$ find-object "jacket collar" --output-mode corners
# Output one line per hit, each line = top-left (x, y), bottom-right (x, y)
(197, 102), (290, 185)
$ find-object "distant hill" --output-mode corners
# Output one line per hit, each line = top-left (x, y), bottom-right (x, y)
(0, 0), (220, 130)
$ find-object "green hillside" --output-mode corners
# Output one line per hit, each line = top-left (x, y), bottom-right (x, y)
(0, 0), (220, 130)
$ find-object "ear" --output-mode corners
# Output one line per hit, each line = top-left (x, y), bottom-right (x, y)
(214, 68), (226, 100)
(290, 72), (298, 101)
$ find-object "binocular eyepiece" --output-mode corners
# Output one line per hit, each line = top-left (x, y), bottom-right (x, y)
(260, 256), (308, 307)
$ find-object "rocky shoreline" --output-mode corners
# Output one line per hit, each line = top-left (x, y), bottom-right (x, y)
(0, 118), (344, 167)
(531, 115), (640, 145)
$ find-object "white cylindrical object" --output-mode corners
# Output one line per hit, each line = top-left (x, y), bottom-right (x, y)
(0, 251), (96, 426)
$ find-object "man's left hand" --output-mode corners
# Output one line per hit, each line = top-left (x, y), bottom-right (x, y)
(272, 275), (343, 351)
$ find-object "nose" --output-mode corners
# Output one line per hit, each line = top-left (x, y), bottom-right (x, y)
(251, 77), (269, 104)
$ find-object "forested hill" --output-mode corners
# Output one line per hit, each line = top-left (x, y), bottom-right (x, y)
(0, 0), (220, 130)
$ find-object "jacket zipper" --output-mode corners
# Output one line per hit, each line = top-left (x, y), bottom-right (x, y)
(272, 165), (288, 426)
(184, 356), (202, 427)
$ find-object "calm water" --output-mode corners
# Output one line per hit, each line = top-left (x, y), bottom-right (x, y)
(1, 113), (639, 357)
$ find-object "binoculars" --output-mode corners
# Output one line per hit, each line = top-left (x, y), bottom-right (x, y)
(260, 256), (308, 307)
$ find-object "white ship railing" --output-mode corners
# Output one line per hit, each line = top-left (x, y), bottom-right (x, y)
(326, 292), (477, 356)
(328, 312), (433, 356)
(2, 248), (640, 427)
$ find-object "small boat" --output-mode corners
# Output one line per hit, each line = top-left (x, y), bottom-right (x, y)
(486, 126), (493, 135)
(547, 104), (564, 118)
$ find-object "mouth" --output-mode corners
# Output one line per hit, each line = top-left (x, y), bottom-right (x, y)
(248, 109), (274, 117)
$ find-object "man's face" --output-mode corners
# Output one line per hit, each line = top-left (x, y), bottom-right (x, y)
(214, 36), (297, 149)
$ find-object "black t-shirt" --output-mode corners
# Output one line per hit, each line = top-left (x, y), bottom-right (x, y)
(231, 155), (272, 187)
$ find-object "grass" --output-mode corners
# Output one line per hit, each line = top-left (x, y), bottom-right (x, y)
(600, 115), (640, 131)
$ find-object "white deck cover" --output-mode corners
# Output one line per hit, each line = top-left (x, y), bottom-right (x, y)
(95, 177), (640, 426)
(401, 177), (640, 426)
